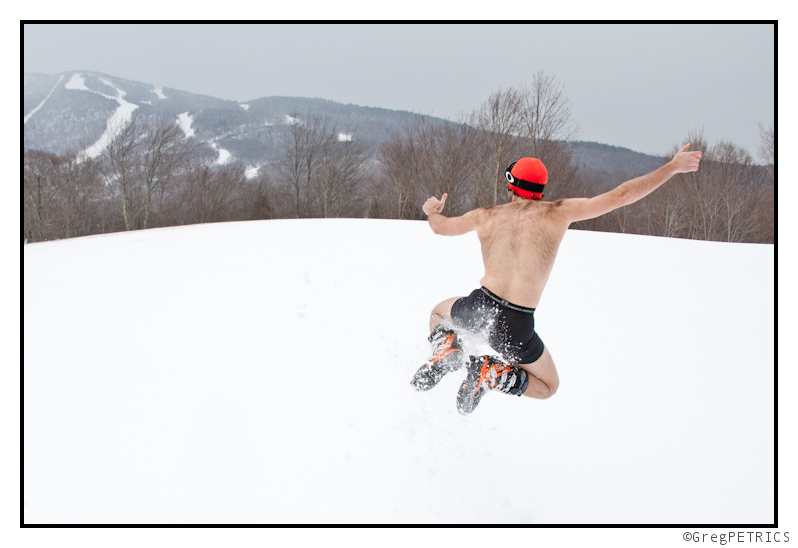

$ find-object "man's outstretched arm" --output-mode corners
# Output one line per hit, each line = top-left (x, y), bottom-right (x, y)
(423, 193), (482, 236)
(558, 143), (703, 223)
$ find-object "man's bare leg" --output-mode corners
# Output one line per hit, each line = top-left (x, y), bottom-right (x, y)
(518, 346), (559, 400)
(429, 297), (462, 332)
(428, 297), (558, 401)
(411, 297), (467, 392)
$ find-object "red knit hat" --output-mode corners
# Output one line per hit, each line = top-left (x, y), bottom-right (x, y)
(506, 158), (548, 200)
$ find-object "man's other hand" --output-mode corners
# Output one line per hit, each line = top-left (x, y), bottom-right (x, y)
(423, 193), (448, 216)
(670, 143), (703, 174)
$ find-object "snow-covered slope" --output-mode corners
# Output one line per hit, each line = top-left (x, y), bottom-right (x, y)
(22, 71), (434, 167)
(23, 219), (774, 524)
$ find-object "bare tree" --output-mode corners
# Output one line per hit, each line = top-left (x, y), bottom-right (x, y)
(756, 122), (775, 242)
(710, 141), (756, 242)
(24, 149), (63, 242)
(273, 112), (336, 218)
(758, 121), (774, 182)
(272, 113), (372, 218)
(176, 164), (246, 225)
(642, 179), (685, 239)
(419, 120), (479, 216)
(474, 87), (525, 205)
(665, 128), (714, 241)
(242, 169), (277, 220)
(140, 113), (198, 229)
(317, 127), (370, 218)
(519, 72), (580, 151)
(516, 73), (581, 200)
(99, 114), (142, 230)
(54, 153), (106, 239)
(373, 116), (428, 219)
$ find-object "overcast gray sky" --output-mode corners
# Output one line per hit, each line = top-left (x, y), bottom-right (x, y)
(24, 23), (774, 156)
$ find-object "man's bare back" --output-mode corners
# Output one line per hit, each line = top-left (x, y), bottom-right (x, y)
(475, 199), (569, 309)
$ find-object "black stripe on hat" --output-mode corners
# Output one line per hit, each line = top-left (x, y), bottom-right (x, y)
(511, 179), (547, 194)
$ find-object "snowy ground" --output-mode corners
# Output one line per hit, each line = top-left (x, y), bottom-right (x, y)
(176, 112), (195, 138)
(23, 219), (775, 525)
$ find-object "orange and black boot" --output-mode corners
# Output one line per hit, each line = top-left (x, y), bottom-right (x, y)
(411, 323), (466, 391)
(456, 355), (529, 415)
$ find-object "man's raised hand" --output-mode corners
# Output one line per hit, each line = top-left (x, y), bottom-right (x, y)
(423, 193), (448, 216)
(670, 143), (703, 174)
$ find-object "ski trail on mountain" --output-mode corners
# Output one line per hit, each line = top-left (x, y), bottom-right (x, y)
(24, 75), (64, 124)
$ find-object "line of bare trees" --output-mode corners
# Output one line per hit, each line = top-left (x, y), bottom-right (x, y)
(23, 74), (774, 245)
(24, 148), (108, 242)
(573, 125), (774, 243)
(268, 113), (370, 219)
(24, 112), (263, 242)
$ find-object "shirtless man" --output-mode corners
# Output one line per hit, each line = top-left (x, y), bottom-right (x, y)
(411, 144), (703, 414)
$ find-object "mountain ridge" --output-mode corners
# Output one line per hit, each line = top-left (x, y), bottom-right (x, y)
(24, 70), (665, 177)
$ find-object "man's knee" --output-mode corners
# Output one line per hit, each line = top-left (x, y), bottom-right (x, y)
(520, 374), (558, 400)
(519, 350), (559, 399)
(539, 380), (558, 399)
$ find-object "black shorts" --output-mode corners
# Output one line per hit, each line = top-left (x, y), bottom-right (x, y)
(450, 287), (545, 364)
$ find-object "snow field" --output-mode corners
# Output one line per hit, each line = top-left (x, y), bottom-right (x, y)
(23, 219), (774, 524)
(176, 112), (195, 138)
